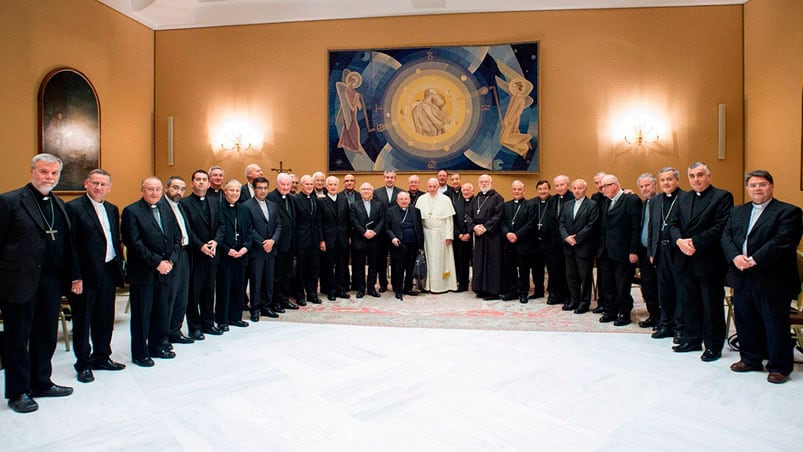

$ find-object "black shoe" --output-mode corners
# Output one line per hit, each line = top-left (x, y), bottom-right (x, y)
(599, 313), (617, 323)
(562, 302), (577, 311)
(91, 358), (126, 371)
(455, 286), (467, 293)
(307, 297), (322, 304)
(573, 304), (589, 314)
(482, 294), (500, 301)
(638, 317), (658, 328)
(166, 342), (174, 351)
(190, 330), (206, 341)
(502, 293), (517, 301)
(529, 292), (545, 300)
(282, 302), (300, 310)
(403, 290), (419, 296)
(261, 309), (279, 318)
(519, 295), (529, 304)
(133, 357), (155, 367)
(169, 334), (195, 344)
(546, 296), (561, 305)
(475, 291), (487, 298)
(8, 393), (38, 413)
(395, 292), (403, 300)
(296, 299), (307, 307)
(220, 325), (230, 332)
(77, 368), (94, 383)
(700, 349), (722, 362)
(673, 331), (683, 344)
(273, 305), (286, 313)
(591, 306), (605, 314)
(367, 289), (380, 298)
(327, 294), (337, 301)
(672, 342), (703, 353)
(613, 314), (631, 326)
(356, 291), (365, 298)
(379, 286), (388, 293)
(203, 326), (224, 336)
(651, 327), (674, 339)
(230, 320), (249, 328)
(336, 291), (351, 299)
(251, 312), (260, 322)
(31, 384), (74, 398)
(153, 349), (176, 359)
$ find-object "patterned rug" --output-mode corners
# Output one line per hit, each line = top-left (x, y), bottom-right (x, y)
(272, 290), (654, 334)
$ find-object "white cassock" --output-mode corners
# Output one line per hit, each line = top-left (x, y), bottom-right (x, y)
(415, 193), (457, 293)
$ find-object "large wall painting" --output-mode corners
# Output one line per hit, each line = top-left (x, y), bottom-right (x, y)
(328, 42), (539, 173)
(38, 68), (100, 193)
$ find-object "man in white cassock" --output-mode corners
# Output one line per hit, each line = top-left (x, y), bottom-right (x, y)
(415, 178), (457, 293)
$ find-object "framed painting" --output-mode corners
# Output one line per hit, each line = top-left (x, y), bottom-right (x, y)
(328, 42), (539, 173)
(38, 67), (100, 193)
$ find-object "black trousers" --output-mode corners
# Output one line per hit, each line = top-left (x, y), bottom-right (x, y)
(597, 252), (635, 316)
(565, 252), (594, 306)
(69, 261), (118, 372)
(216, 255), (248, 325)
(168, 248), (190, 337)
(504, 247), (533, 296)
(187, 252), (217, 333)
(530, 247), (547, 296)
(129, 272), (172, 360)
(273, 251), (295, 304)
(1, 273), (61, 399)
(655, 242), (684, 331)
(677, 267), (725, 352)
(545, 246), (568, 301)
(453, 238), (472, 290)
(296, 246), (320, 300)
(637, 245), (661, 318)
(321, 244), (349, 296)
(733, 278), (793, 375)
(352, 242), (381, 292)
(390, 242), (418, 293)
(249, 251), (276, 314)
(376, 237), (389, 289)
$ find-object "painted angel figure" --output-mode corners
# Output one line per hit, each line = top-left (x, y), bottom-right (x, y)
(335, 69), (364, 152)
(495, 62), (534, 157)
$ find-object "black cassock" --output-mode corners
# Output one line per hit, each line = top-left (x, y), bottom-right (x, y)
(466, 189), (505, 295)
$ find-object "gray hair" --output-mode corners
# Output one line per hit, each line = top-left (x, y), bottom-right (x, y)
(31, 153), (63, 170)
(658, 167), (680, 180)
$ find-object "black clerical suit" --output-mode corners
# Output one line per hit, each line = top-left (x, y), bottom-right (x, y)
(181, 193), (225, 335)
(467, 189), (505, 297)
(216, 202), (252, 326)
(597, 192), (642, 320)
(266, 189), (297, 308)
(452, 194), (473, 292)
(350, 198), (385, 294)
(65, 194), (124, 374)
(722, 198), (802, 376)
(0, 185), (78, 400)
(559, 196), (599, 311)
(530, 197), (551, 298)
(647, 189), (685, 334)
(319, 193), (351, 298)
(667, 185), (733, 352)
(501, 198), (537, 299)
(373, 186), (401, 291)
(245, 197), (282, 317)
(386, 205), (424, 295)
(121, 198), (181, 362)
(238, 183), (254, 203)
(293, 192), (324, 302)
(542, 193), (573, 304)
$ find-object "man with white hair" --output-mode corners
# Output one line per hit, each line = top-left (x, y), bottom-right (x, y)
(312, 171), (327, 198)
(542, 175), (572, 305)
(266, 173), (300, 311)
(416, 178), (457, 293)
(467, 174), (505, 300)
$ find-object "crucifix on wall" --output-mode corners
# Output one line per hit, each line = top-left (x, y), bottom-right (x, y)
(270, 161), (292, 174)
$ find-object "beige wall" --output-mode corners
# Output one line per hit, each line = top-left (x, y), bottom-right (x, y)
(0, 0), (154, 206)
(744, 0), (803, 204)
(154, 6), (745, 199)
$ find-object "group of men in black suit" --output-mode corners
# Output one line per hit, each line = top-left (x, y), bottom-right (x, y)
(2, 157), (801, 415)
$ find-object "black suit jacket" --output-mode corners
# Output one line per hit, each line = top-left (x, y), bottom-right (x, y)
(66, 195), (124, 288)
(180, 193), (225, 256)
(667, 185), (733, 277)
(238, 182), (253, 203)
(0, 185), (78, 303)
(722, 198), (802, 298)
(501, 198), (537, 255)
(350, 198), (385, 250)
(121, 198), (181, 286)
(319, 193), (351, 250)
(597, 192), (642, 262)
(217, 202), (253, 254)
(244, 198), (282, 255)
(293, 192), (323, 249)
(266, 189), (296, 253)
(541, 193), (573, 250)
(559, 197), (599, 258)
(385, 205), (424, 250)
(373, 186), (402, 209)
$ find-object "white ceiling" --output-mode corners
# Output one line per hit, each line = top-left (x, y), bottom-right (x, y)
(96, 0), (747, 30)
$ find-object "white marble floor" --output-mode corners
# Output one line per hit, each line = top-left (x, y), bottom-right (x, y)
(2, 306), (803, 451)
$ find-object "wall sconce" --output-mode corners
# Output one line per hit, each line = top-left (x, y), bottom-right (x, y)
(624, 116), (660, 146)
(214, 121), (260, 153)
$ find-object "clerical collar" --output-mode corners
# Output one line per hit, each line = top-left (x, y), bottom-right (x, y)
(513, 199), (521, 203)
(87, 194), (104, 206)
(752, 199), (771, 209)
(665, 189), (680, 198)
(695, 185), (713, 197)
(228, 203), (235, 207)
(281, 195), (286, 199)
(328, 193), (337, 201)
(481, 190), (489, 195)
(150, 203), (158, 209)
(28, 184), (50, 201)
(199, 195), (205, 201)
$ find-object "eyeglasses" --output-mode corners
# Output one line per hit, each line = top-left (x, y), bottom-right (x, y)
(601, 183), (616, 189)
(747, 182), (770, 189)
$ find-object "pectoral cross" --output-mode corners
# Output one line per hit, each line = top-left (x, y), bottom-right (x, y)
(537, 223), (542, 230)
(46, 228), (58, 241)
(234, 230), (240, 242)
